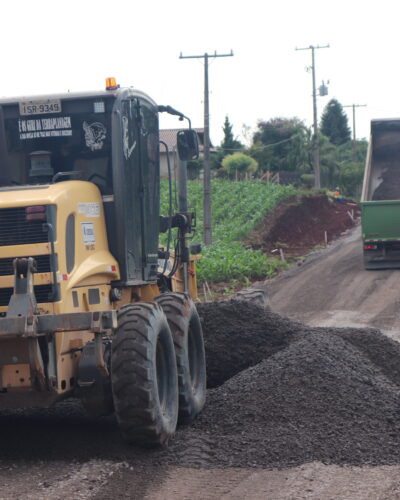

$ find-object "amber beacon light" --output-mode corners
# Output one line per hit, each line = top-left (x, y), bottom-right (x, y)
(105, 77), (119, 90)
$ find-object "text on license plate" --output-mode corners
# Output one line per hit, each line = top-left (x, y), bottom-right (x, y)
(19, 100), (62, 116)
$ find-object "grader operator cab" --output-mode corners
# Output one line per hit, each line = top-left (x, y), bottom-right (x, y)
(0, 79), (206, 446)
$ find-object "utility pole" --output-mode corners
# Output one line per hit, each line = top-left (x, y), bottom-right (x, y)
(296, 44), (329, 189)
(343, 104), (367, 160)
(180, 50), (234, 246)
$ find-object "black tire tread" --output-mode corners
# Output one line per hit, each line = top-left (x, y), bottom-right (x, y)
(111, 302), (177, 447)
(155, 292), (206, 424)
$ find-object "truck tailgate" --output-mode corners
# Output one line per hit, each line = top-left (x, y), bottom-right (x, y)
(361, 201), (400, 240)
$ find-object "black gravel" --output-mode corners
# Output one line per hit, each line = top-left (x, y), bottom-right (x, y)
(197, 300), (306, 388)
(2, 299), (400, 471)
(164, 300), (400, 468)
(371, 160), (400, 200)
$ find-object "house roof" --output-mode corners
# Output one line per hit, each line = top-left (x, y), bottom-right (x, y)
(159, 128), (211, 152)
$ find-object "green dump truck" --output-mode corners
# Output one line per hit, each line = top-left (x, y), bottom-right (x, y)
(361, 119), (400, 269)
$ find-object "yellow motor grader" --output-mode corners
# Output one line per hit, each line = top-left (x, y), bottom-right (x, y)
(0, 78), (206, 446)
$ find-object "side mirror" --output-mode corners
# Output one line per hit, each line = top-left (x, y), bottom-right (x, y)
(177, 129), (199, 161)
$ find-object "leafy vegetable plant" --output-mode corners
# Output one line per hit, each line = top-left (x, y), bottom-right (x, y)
(160, 179), (294, 284)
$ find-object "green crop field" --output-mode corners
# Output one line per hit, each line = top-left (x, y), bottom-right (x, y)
(160, 179), (295, 285)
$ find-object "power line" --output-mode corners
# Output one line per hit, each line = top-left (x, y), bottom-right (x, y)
(180, 50), (234, 246)
(221, 136), (295, 153)
(295, 44), (330, 189)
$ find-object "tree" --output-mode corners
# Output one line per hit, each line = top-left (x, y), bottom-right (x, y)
(249, 117), (311, 174)
(221, 153), (258, 180)
(339, 160), (365, 198)
(212, 116), (244, 172)
(318, 135), (368, 196)
(319, 133), (339, 187)
(320, 99), (351, 145)
(334, 139), (368, 197)
(221, 116), (243, 154)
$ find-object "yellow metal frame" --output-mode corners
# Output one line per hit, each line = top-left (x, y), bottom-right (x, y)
(0, 180), (200, 400)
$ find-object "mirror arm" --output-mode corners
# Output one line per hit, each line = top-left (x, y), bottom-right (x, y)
(158, 105), (192, 129)
(181, 115), (192, 130)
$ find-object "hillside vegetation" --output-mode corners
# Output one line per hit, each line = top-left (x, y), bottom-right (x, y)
(160, 179), (295, 284)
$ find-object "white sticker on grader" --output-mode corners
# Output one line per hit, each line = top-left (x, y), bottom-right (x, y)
(81, 222), (96, 244)
(78, 203), (100, 218)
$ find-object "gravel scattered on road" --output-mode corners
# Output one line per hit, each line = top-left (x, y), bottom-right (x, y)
(3, 299), (400, 476)
(161, 300), (400, 469)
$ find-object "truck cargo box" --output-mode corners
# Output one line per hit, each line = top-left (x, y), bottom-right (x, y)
(362, 201), (400, 240)
(361, 119), (400, 268)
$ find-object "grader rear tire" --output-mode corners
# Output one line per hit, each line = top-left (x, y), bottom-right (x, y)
(155, 292), (206, 424)
(111, 302), (178, 447)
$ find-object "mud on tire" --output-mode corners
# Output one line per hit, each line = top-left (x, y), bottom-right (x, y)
(111, 302), (178, 447)
(155, 292), (206, 424)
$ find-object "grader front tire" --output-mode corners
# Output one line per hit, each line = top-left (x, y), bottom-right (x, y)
(111, 302), (178, 447)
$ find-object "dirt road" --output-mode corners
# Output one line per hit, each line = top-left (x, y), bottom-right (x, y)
(269, 226), (400, 339)
(3, 225), (400, 499)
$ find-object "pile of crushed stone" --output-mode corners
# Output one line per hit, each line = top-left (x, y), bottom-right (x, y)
(161, 300), (400, 468)
(371, 159), (400, 201)
(2, 299), (400, 472)
(196, 300), (306, 387)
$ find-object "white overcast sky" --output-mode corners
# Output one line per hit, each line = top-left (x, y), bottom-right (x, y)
(2, 0), (399, 144)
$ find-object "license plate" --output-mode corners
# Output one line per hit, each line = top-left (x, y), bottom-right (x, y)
(19, 99), (62, 116)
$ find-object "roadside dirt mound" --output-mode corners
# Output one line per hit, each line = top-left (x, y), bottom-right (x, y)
(247, 194), (359, 257)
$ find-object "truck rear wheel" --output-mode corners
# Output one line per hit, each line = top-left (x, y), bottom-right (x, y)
(155, 292), (206, 424)
(111, 302), (178, 447)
